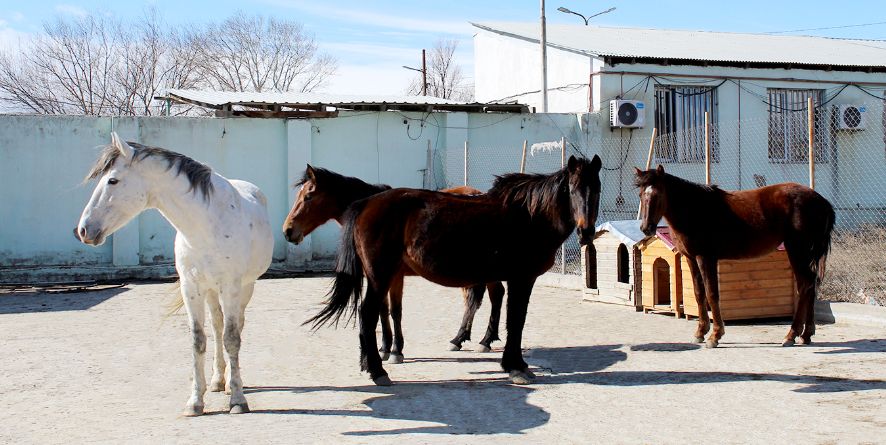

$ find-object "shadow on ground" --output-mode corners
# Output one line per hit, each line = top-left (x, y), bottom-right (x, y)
(0, 286), (127, 314)
(245, 344), (626, 435)
(244, 340), (886, 435)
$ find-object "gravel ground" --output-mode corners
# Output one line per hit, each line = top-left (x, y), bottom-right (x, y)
(1, 276), (885, 444)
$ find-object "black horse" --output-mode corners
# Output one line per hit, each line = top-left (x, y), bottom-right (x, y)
(308, 155), (603, 385)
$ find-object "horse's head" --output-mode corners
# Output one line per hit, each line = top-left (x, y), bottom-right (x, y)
(566, 154), (602, 245)
(75, 133), (149, 246)
(635, 164), (667, 236)
(283, 165), (338, 245)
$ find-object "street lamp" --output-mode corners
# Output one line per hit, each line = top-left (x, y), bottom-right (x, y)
(557, 6), (616, 25)
(403, 49), (428, 96)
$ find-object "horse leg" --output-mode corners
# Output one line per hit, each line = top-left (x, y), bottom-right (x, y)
(785, 245), (817, 346)
(388, 275), (405, 364)
(221, 282), (252, 414)
(686, 257), (711, 343)
(360, 283), (391, 386)
(378, 293), (393, 362)
(502, 278), (536, 384)
(696, 255), (725, 348)
(449, 284), (484, 351)
(206, 290), (227, 393)
(180, 280), (207, 417)
(478, 282), (505, 352)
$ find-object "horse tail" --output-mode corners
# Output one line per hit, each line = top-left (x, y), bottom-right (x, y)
(810, 198), (835, 286)
(304, 200), (368, 330)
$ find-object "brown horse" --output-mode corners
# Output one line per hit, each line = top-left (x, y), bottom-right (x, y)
(635, 165), (835, 348)
(308, 155), (602, 385)
(281, 166), (506, 362)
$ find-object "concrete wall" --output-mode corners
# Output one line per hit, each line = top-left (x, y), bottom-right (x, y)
(0, 111), (586, 283)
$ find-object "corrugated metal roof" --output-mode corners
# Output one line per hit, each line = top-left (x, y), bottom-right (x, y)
(595, 220), (645, 247)
(162, 89), (467, 107)
(473, 22), (886, 68)
(158, 89), (528, 114)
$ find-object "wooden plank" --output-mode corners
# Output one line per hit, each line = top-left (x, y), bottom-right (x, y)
(722, 286), (796, 300)
(718, 261), (792, 273)
(718, 269), (794, 283)
(718, 297), (795, 310)
(719, 278), (795, 291)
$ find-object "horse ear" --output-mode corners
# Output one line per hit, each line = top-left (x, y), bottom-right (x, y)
(634, 167), (643, 176)
(590, 154), (602, 172)
(567, 155), (578, 172)
(305, 164), (317, 183)
(111, 132), (133, 159)
(656, 164), (665, 175)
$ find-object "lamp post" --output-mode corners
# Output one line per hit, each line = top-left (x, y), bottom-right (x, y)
(541, 0), (548, 112)
(403, 48), (428, 96)
(557, 6), (616, 25)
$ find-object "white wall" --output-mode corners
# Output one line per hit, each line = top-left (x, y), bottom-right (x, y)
(0, 111), (589, 283)
(474, 30), (593, 113)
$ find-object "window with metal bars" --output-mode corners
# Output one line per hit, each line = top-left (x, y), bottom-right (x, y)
(767, 89), (830, 163)
(653, 85), (719, 163)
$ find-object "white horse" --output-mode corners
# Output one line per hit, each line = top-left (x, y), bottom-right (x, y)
(75, 133), (273, 416)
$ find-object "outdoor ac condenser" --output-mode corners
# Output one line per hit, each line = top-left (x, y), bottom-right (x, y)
(837, 104), (867, 130)
(610, 100), (645, 128)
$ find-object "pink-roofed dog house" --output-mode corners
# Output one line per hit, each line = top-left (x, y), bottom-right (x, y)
(636, 227), (799, 320)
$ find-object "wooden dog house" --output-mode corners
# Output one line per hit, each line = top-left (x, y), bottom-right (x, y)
(584, 220), (645, 309)
(680, 247), (797, 320)
(635, 227), (798, 320)
(635, 227), (684, 317)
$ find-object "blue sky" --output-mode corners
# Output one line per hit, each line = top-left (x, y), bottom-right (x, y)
(2, 1), (886, 94)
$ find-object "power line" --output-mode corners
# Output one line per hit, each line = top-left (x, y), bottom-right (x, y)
(765, 20), (886, 35)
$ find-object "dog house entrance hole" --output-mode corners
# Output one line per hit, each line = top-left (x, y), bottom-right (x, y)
(653, 258), (671, 306)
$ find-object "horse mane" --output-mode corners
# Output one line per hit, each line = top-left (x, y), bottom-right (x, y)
(635, 169), (723, 196)
(487, 169), (568, 219)
(86, 142), (214, 200)
(296, 167), (391, 201)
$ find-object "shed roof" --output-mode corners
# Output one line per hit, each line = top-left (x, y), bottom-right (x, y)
(157, 89), (528, 114)
(595, 220), (646, 248)
(472, 22), (886, 69)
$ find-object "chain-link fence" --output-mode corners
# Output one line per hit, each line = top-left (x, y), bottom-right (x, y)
(431, 101), (886, 304)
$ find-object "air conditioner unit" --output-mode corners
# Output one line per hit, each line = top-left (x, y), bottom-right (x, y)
(610, 100), (645, 128)
(837, 104), (866, 130)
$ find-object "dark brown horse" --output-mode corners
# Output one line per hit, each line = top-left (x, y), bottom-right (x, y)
(308, 155), (602, 385)
(281, 166), (506, 362)
(635, 165), (835, 348)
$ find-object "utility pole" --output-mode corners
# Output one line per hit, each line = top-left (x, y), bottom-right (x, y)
(540, 0), (548, 112)
(421, 49), (427, 96)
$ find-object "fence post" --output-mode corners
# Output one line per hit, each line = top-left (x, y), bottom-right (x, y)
(704, 111), (711, 185)
(561, 136), (566, 274)
(463, 140), (468, 186)
(425, 139), (433, 189)
(637, 128), (658, 219)
(808, 97), (815, 190)
(520, 140), (527, 173)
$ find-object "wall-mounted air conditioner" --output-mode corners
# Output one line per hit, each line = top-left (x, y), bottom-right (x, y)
(837, 104), (866, 130)
(610, 100), (645, 128)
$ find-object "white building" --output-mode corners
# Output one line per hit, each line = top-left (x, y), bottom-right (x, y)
(473, 22), (886, 225)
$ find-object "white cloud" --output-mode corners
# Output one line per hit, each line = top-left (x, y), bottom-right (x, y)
(11, 12), (25, 22)
(54, 4), (88, 18)
(322, 42), (422, 63)
(262, 1), (474, 35)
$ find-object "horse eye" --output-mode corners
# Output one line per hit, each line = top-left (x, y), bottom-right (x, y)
(108, 178), (119, 185)
(304, 193), (313, 201)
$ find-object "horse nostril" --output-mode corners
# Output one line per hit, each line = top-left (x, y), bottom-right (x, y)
(284, 227), (293, 239)
(78, 226), (87, 240)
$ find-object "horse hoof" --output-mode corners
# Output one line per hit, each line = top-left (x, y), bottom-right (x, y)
(182, 404), (204, 417)
(229, 403), (250, 414)
(373, 375), (393, 386)
(691, 336), (705, 344)
(478, 344), (492, 353)
(509, 370), (534, 385)
(782, 339), (796, 347)
(209, 380), (225, 393)
(380, 351), (390, 361)
(797, 337), (812, 346)
(389, 354), (404, 364)
(448, 343), (462, 351)
(705, 339), (719, 349)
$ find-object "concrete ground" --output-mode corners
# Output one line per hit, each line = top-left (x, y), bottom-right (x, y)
(1, 276), (885, 444)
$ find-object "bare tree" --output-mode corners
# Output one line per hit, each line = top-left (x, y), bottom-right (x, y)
(407, 39), (473, 101)
(191, 14), (337, 93)
(0, 11), (337, 115)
